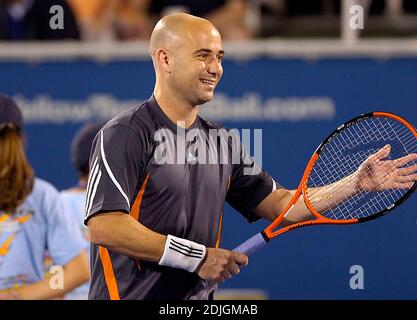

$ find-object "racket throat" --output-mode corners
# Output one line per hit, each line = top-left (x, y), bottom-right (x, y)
(260, 230), (270, 243)
(283, 203), (296, 219)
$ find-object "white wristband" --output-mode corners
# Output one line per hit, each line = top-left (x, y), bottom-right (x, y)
(158, 235), (207, 273)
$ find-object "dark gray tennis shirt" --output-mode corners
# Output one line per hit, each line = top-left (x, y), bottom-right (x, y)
(84, 96), (278, 300)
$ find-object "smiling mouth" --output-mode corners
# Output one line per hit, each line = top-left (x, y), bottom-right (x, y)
(199, 79), (216, 87)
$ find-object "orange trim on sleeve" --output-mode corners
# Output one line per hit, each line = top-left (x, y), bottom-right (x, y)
(130, 174), (150, 221)
(215, 213), (223, 248)
(99, 246), (120, 300)
(216, 175), (230, 248)
(129, 174), (150, 270)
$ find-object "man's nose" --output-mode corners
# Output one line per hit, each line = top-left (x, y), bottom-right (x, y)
(207, 58), (221, 76)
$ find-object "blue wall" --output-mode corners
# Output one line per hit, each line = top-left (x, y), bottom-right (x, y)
(1, 57), (417, 299)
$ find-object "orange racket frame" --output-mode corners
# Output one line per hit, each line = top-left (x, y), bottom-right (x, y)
(233, 112), (417, 256)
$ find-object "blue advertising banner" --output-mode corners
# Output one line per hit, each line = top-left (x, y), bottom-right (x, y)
(1, 57), (417, 299)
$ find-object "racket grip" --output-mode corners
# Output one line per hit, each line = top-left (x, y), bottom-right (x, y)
(233, 233), (268, 256)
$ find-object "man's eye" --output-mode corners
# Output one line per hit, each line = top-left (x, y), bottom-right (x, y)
(199, 54), (208, 59)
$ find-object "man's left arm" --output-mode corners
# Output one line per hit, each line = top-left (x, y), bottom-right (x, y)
(252, 188), (313, 226)
(253, 144), (417, 225)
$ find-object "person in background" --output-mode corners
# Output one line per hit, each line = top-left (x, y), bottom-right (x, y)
(0, 94), (89, 299)
(66, 0), (115, 41)
(113, 0), (153, 40)
(68, 0), (153, 41)
(60, 122), (103, 300)
(148, 0), (253, 39)
(0, 0), (80, 40)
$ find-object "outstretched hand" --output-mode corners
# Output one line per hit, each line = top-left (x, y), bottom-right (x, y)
(356, 145), (417, 192)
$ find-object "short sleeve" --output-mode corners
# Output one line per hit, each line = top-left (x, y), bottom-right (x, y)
(226, 131), (281, 223)
(45, 186), (87, 266)
(84, 123), (147, 224)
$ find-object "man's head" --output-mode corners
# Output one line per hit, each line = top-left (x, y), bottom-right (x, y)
(149, 13), (224, 106)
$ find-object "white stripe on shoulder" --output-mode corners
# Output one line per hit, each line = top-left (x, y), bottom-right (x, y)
(85, 157), (99, 210)
(100, 130), (130, 209)
(85, 159), (100, 216)
(272, 178), (277, 192)
(87, 170), (102, 215)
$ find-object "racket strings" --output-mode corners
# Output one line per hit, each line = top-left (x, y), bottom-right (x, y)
(309, 138), (416, 220)
(312, 121), (417, 219)
(309, 162), (405, 220)
(306, 116), (417, 221)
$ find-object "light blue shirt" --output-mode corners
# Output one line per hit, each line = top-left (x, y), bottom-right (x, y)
(60, 188), (90, 300)
(0, 178), (86, 291)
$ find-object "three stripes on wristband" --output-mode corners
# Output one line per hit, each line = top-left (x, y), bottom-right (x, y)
(158, 234), (207, 272)
(169, 238), (204, 258)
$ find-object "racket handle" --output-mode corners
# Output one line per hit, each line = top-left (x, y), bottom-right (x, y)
(205, 233), (268, 294)
(233, 232), (268, 256)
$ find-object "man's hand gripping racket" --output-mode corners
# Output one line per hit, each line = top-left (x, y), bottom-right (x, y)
(234, 112), (417, 257)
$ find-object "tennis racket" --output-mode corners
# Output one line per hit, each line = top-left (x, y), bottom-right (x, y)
(234, 111), (417, 256)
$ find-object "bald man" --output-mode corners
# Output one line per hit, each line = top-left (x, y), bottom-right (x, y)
(84, 13), (311, 300)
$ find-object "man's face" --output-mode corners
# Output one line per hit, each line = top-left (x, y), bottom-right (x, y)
(170, 27), (224, 106)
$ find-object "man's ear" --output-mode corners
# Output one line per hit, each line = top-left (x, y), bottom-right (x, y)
(155, 49), (172, 73)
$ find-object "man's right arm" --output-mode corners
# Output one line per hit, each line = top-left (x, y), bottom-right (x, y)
(88, 212), (248, 283)
(88, 212), (166, 262)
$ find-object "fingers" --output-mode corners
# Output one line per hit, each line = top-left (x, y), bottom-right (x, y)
(396, 173), (417, 183)
(197, 248), (248, 283)
(372, 144), (391, 161)
(212, 261), (237, 283)
(393, 181), (414, 190)
(217, 252), (248, 283)
(233, 251), (249, 267)
(394, 159), (417, 184)
(394, 153), (417, 168)
(228, 258), (241, 276)
(222, 252), (247, 281)
(397, 162), (417, 175)
(220, 269), (232, 281)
